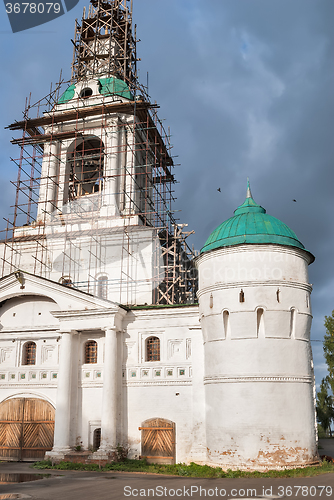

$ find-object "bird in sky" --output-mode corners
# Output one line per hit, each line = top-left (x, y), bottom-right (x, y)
(217, 188), (221, 192)
(293, 199), (297, 202)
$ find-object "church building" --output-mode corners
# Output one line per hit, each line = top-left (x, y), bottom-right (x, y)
(0, 0), (318, 469)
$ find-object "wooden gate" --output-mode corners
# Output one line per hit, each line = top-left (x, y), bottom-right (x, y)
(139, 418), (175, 464)
(0, 398), (55, 461)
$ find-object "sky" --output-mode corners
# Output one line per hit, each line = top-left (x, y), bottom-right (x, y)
(0, 0), (333, 389)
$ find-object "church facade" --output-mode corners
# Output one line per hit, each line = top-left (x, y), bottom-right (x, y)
(0, 0), (318, 469)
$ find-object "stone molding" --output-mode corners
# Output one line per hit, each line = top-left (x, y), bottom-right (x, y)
(197, 280), (312, 297)
(204, 375), (312, 384)
(196, 243), (312, 265)
(124, 380), (192, 387)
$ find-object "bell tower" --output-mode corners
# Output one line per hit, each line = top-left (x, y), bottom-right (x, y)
(2, 0), (198, 306)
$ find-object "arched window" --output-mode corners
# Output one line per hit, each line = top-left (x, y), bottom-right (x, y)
(80, 87), (93, 98)
(97, 275), (108, 300)
(23, 342), (36, 365)
(239, 289), (245, 303)
(223, 310), (231, 338)
(146, 337), (160, 362)
(85, 340), (97, 364)
(290, 308), (296, 338)
(68, 138), (104, 200)
(257, 308), (265, 337)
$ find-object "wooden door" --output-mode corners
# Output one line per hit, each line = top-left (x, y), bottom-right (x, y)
(139, 418), (175, 464)
(0, 398), (55, 461)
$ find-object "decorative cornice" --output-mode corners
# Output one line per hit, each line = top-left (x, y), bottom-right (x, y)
(204, 375), (312, 384)
(123, 380), (192, 387)
(197, 281), (312, 297)
(51, 308), (120, 320)
(127, 306), (199, 322)
(196, 244), (311, 265)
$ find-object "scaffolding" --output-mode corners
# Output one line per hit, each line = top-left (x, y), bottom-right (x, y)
(1, 0), (198, 306)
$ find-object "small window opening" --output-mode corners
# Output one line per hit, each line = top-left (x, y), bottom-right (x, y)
(209, 293), (213, 309)
(146, 337), (160, 362)
(93, 428), (101, 451)
(223, 310), (230, 337)
(276, 288), (280, 303)
(290, 308), (296, 337)
(23, 342), (36, 365)
(239, 289), (245, 303)
(80, 87), (93, 98)
(97, 275), (108, 300)
(257, 308), (265, 337)
(306, 293), (309, 308)
(85, 340), (98, 364)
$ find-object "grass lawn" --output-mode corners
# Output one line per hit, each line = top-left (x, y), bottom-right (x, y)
(31, 458), (334, 478)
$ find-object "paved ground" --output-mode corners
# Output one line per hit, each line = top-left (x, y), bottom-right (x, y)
(318, 439), (334, 458)
(0, 449), (333, 500)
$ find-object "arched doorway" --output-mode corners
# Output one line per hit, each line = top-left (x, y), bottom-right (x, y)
(0, 398), (55, 461)
(139, 418), (175, 464)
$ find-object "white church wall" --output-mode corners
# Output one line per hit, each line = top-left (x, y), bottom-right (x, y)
(122, 305), (206, 463)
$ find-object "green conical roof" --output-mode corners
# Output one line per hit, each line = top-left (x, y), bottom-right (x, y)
(201, 180), (314, 262)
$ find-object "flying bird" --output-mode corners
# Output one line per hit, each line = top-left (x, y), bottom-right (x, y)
(217, 188), (221, 192)
(292, 199), (297, 202)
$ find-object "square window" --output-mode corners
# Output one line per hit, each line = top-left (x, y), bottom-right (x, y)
(131, 371), (136, 378)
(167, 369), (173, 377)
(31, 373), (36, 379)
(155, 370), (161, 377)
(0, 374), (5, 380)
(11, 374), (15, 380)
(85, 372), (90, 378)
(179, 369), (185, 376)
(96, 372), (101, 378)
(20, 373), (26, 380)
(41, 373), (47, 379)
(52, 373), (57, 379)
(142, 370), (149, 377)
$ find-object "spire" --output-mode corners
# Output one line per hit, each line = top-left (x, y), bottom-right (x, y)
(246, 177), (252, 199)
(234, 180), (266, 216)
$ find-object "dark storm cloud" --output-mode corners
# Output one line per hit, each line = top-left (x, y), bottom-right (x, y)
(0, 0), (333, 385)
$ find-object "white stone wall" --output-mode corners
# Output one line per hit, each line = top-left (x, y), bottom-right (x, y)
(196, 244), (318, 468)
(0, 276), (204, 463)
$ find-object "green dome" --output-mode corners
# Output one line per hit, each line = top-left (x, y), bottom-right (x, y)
(201, 181), (314, 261)
(58, 77), (133, 104)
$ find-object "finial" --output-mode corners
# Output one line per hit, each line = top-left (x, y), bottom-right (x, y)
(246, 178), (252, 199)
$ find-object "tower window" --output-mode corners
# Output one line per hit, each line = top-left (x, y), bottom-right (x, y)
(97, 275), (108, 300)
(290, 309), (296, 338)
(80, 87), (93, 98)
(239, 289), (245, 303)
(85, 340), (98, 364)
(257, 308), (265, 337)
(146, 337), (160, 362)
(23, 342), (36, 365)
(68, 138), (104, 200)
(276, 288), (280, 303)
(223, 310), (230, 337)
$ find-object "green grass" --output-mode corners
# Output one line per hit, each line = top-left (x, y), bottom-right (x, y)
(31, 459), (334, 478)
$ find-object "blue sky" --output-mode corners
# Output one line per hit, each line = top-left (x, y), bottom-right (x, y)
(1, 0), (334, 388)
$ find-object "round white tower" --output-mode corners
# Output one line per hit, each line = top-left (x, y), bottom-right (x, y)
(196, 182), (318, 470)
